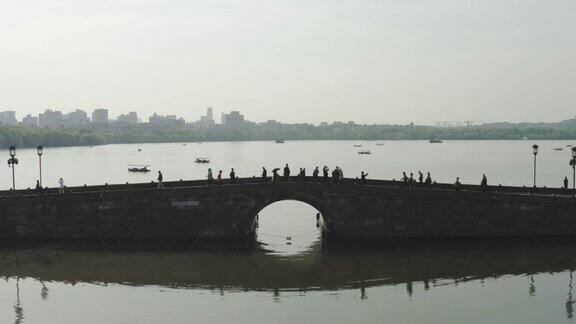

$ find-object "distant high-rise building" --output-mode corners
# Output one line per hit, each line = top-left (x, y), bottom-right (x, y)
(21, 114), (39, 128)
(39, 110), (64, 128)
(0, 111), (17, 125)
(149, 113), (185, 127)
(221, 111), (245, 126)
(117, 112), (139, 124)
(92, 109), (109, 124)
(64, 109), (90, 126)
(196, 107), (215, 127)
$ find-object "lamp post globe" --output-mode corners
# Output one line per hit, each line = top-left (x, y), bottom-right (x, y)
(533, 144), (539, 156)
(9, 145), (16, 158)
(37, 145), (43, 156)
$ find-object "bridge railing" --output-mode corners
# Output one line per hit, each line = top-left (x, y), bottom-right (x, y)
(0, 176), (575, 202)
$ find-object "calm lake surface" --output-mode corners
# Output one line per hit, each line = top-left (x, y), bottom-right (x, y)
(1, 140), (576, 323)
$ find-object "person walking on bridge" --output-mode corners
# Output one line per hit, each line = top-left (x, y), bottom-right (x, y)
(361, 171), (368, 185)
(230, 168), (237, 184)
(156, 171), (164, 189)
(338, 167), (344, 184)
(58, 178), (65, 193)
(35, 180), (42, 194)
(332, 167), (339, 183)
(298, 168), (306, 182)
(283, 164), (290, 182)
(454, 177), (462, 191)
(402, 172), (409, 184)
(207, 168), (214, 185)
(425, 172), (432, 187)
(272, 168), (280, 182)
(480, 174), (488, 191)
(217, 170), (223, 184)
(564, 176), (569, 189)
(313, 167), (320, 180)
(262, 167), (268, 182)
(418, 172), (424, 184)
(323, 166), (329, 182)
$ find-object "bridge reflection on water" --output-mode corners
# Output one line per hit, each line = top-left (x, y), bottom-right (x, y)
(0, 239), (575, 293)
(2, 239), (576, 322)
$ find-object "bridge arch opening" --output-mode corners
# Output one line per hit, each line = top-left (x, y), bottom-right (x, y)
(254, 200), (325, 255)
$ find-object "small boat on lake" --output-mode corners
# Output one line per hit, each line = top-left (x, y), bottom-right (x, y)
(429, 139), (444, 143)
(358, 151), (371, 155)
(377, 143), (384, 146)
(128, 166), (150, 173)
(275, 139), (285, 144)
(353, 145), (362, 147)
(195, 158), (210, 164)
(554, 147), (564, 151)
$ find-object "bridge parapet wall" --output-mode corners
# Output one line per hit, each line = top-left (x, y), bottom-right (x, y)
(1, 179), (576, 240)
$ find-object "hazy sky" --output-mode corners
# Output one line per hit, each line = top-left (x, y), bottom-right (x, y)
(1, 0), (575, 124)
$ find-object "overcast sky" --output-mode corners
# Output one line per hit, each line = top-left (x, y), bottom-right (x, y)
(0, 0), (575, 125)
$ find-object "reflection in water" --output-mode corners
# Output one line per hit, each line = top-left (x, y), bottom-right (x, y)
(567, 272), (574, 320)
(530, 274), (536, 297)
(1, 240), (575, 292)
(2, 239), (576, 322)
(40, 281), (49, 301)
(14, 278), (24, 324)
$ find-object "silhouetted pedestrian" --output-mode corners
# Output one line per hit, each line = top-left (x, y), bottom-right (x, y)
(564, 176), (569, 189)
(35, 180), (42, 194)
(217, 170), (223, 184)
(262, 167), (267, 181)
(409, 173), (415, 185)
(332, 167), (339, 183)
(313, 167), (320, 179)
(156, 172), (164, 189)
(272, 168), (280, 182)
(418, 172), (424, 184)
(454, 177), (462, 191)
(207, 168), (214, 185)
(338, 167), (344, 184)
(361, 171), (368, 185)
(284, 164), (290, 182)
(230, 168), (236, 184)
(323, 166), (329, 182)
(402, 172), (408, 183)
(425, 172), (432, 187)
(298, 168), (305, 182)
(480, 174), (488, 191)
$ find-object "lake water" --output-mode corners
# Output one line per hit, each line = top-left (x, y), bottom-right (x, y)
(1, 140), (576, 323)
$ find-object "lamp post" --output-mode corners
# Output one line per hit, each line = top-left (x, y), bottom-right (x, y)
(532, 144), (539, 188)
(37, 145), (43, 187)
(7, 145), (18, 190)
(571, 147), (576, 189)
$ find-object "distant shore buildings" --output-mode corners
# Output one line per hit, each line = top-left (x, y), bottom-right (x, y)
(0, 107), (254, 128)
(221, 111), (245, 127)
(0, 107), (260, 130)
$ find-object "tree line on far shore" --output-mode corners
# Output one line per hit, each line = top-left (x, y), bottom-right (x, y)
(2, 121), (576, 148)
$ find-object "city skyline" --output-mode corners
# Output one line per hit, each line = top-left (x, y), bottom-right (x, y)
(1, 1), (575, 125)
(2, 107), (576, 128)
(3, 107), (576, 128)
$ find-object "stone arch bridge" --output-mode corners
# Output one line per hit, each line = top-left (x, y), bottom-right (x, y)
(1, 177), (576, 240)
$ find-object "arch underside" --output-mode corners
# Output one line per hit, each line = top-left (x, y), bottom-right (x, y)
(244, 192), (332, 236)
